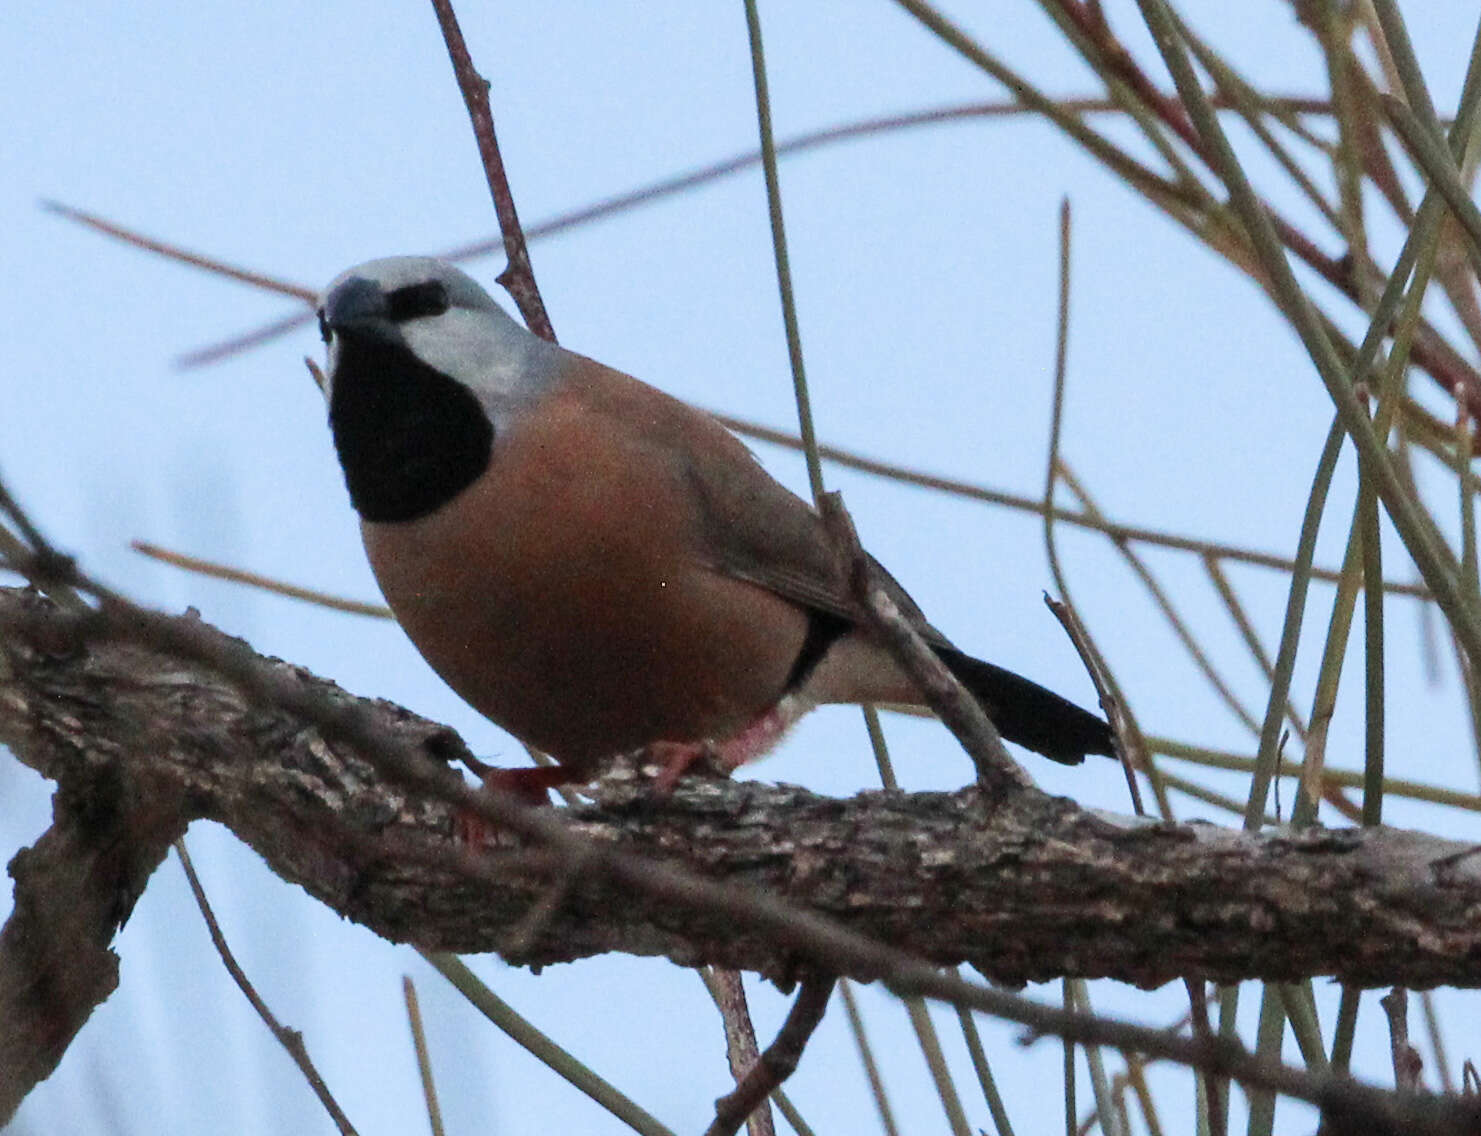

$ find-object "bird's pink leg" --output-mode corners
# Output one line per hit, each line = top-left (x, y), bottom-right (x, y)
(455, 764), (585, 845)
(648, 696), (806, 796)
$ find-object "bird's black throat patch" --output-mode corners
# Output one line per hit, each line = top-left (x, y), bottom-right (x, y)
(328, 333), (494, 523)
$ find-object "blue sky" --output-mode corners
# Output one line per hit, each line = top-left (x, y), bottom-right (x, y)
(6, 3), (1481, 1133)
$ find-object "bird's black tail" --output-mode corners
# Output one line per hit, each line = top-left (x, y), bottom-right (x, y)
(935, 647), (1114, 764)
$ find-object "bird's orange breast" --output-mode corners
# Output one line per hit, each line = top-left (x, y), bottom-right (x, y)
(361, 376), (810, 768)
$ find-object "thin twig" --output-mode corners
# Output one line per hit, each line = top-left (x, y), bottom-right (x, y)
(905, 997), (972, 1136)
(175, 310), (318, 370)
(1149, 738), (1481, 816)
(402, 977), (446, 1136)
(1057, 464), (1265, 742)
(1062, 980), (1077, 1136)
(1380, 988), (1425, 1092)
(1332, 987), (1363, 1075)
(130, 420), (1441, 605)
(838, 980), (901, 1136)
(703, 968), (775, 1136)
(719, 414), (1434, 598)
(1185, 980), (1225, 1136)
(770, 1093), (815, 1136)
(1417, 990), (1455, 1095)
(1069, 980), (1124, 1136)
(819, 492), (1028, 792)
(742, 0), (822, 505)
(706, 976), (834, 1136)
(1200, 556), (1310, 742)
(1462, 1059), (1479, 1095)
(1044, 593), (1143, 815)
(133, 542), (391, 618)
(900, 0), (1481, 416)
(162, 94), (1336, 366)
(954, 999), (1016, 1136)
(175, 841), (359, 1136)
(1124, 1054), (1164, 1136)
(1039, 197), (1150, 817)
(1140, 0), (1480, 671)
(1244, 986), (1287, 1134)
(1383, 94), (1481, 281)
(425, 0), (553, 340)
(420, 951), (675, 1136)
(38, 200), (318, 302)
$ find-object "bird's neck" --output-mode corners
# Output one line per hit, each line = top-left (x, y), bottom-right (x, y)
(327, 333), (494, 524)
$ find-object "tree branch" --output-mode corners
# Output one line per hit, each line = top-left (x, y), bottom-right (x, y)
(707, 975), (833, 1136)
(0, 591), (187, 1120)
(3, 585), (1481, 996)
(4, 587), (1481, 1130)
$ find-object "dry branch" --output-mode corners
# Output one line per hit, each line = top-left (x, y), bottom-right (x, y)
(3, 584), (1480, 991)
(5, 587), (1481, 1129)
(0, 594), (187, 1120)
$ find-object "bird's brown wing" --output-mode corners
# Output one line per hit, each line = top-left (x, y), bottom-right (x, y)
(683, 442), (948, 630)
(567, 353), (950, 642)
(562, 356), (1113, 762)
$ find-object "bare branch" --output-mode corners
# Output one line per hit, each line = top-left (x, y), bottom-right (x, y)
(39, 201), (318, 303)
(1380, 988), (1425, 1092)
(707, 976), (833, 1136)
(426, 0), (553, 340)
(819, 492), (1029, 793)
(132, 542), (390, 618)
(401, 977), (445, 1136)
(4, 588), (1481, 1132)
(4, 584), (1481, 988)
(0, 641), (186, 1123)
(703, 968), (775, 1136)
(175, 840), (358, 1134)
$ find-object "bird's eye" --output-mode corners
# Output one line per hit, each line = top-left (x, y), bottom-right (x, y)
(386, 281), (451, 323)
(316, 309), (332, 345)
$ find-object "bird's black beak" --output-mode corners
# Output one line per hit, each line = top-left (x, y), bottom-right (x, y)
(321, 275), (392, 340)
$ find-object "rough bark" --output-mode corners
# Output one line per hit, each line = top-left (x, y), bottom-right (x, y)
(0, 763), (184, 1121)
(3, 586), (1481, 1119)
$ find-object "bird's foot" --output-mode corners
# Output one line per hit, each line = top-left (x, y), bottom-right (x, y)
(646, 740), (723, 798)
(645, 701), (799, 797)
(455, 764), (583, 846)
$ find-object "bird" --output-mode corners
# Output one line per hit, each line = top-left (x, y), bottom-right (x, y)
(315, 256), (1114, 797)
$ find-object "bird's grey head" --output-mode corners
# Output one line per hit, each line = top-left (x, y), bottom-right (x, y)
(316, 256), (558, 412)
(315, 257), (565, 523)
